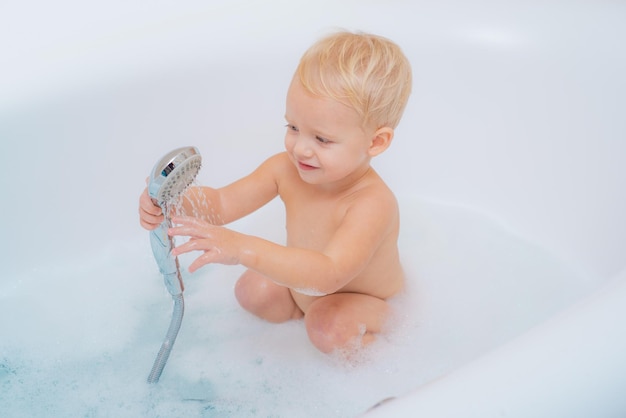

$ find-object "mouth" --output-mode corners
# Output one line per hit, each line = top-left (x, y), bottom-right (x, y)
(297, 161), (318, 171)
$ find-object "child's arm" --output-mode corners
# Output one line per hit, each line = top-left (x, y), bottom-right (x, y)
(179, 156), (278, 224)
(139, 154), (281, 229)
(169, 189), (397, 295)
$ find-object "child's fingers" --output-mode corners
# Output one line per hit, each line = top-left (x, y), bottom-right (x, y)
(168, 224), (211, 241)
(139, 212), (163, 230)
(138, 187), (164, 230)
(171, 238), (205, 255)
(188, 251), (220, 272)
(140, 220), (157, 230)
(170, 216), (204, 227)
(139, 188), (162, 216)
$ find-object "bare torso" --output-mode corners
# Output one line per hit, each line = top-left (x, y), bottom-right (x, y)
(276, 154), (404, 313)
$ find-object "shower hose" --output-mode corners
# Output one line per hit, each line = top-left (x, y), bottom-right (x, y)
(147, 293), (184, 383)
(146, 146), (201, 383)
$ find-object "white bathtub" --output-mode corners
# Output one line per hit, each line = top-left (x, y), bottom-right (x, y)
(1, 1), (625, 417)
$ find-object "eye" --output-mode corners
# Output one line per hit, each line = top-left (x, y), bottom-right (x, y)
(316, 136), (331, 144)
(285, 124), (299, 132)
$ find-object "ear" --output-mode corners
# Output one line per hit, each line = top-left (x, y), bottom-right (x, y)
(368, 127), (394, 157)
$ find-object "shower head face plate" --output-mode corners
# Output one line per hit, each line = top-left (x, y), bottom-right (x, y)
(148, 146), (202, 207)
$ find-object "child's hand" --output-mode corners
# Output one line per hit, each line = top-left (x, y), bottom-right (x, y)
(138, 187), (164, 230)
(169, 216), (242, 272)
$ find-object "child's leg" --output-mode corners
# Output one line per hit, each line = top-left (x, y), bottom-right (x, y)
(304, 293), (389, 354)
(234, 269), (304, 323)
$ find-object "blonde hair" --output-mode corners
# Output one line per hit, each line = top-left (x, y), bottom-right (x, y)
(296, 31), (412, 129)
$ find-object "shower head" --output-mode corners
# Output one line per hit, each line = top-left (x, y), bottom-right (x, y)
(148, 146), (202, 207)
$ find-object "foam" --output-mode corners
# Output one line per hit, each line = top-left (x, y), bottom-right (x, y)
(0, 197), (591, 417)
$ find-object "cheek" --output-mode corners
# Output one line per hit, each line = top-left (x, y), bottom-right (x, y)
(321, 148), (353, 169)
(284, 134), (293, 151)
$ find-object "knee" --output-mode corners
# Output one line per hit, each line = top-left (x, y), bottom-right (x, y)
(234, 270), (300, 323)
(234, 271), (273, 313)
(305, 299), (366, 354)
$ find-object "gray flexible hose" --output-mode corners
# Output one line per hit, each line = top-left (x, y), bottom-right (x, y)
(147, 293), (184, 383)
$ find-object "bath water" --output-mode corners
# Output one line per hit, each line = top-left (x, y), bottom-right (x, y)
(0, 197), (592, 417)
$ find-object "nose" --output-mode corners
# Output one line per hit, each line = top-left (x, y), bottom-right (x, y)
(293, 137), (314, 159)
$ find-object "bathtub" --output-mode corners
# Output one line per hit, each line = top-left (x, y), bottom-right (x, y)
(1, 1), (625, 417)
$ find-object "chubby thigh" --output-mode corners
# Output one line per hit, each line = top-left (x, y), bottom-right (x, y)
(234, 269), (304, 323)
(235, 269), (390, 353)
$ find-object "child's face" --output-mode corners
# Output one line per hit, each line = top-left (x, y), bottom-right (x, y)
(284, 79), (374, 187)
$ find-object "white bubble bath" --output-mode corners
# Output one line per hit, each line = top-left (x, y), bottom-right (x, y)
(1, 1), (625, 417)
(0, 197), (595, 417)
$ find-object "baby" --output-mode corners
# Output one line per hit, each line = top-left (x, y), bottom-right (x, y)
(139, 31), (412, 354)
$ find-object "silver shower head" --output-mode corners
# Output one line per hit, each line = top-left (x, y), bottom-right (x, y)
(148, 146), (202, 207)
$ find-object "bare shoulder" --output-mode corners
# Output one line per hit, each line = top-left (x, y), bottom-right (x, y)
(351, 170), (399, 216)
(240, 152), (292, 186)
(336, 169), (400, 241)
(261, 152), (292, 170)
(264, 151), (313, 189)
